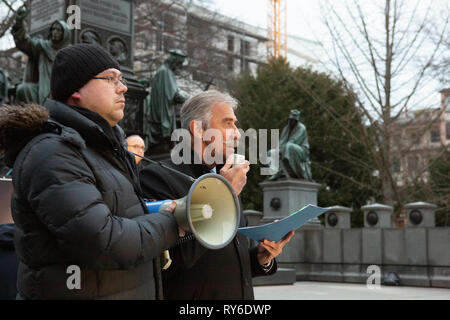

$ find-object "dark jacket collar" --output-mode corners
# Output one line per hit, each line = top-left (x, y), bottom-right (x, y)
(44, 99), (143, 197)
(44, 99), (125, 150)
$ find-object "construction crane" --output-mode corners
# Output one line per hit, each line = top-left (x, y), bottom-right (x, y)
(267, 0), (287, 59)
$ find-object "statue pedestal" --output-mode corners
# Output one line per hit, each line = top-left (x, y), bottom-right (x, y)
(259, 179), (321, 222)
(258, 178), (322, 283)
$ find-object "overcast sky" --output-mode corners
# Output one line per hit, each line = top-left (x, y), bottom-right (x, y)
(1, 0), (447, 108)
(211, 0), (325, 41)
(211, 0), (448, 110)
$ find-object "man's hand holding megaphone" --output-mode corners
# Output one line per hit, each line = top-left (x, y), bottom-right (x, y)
(219, 154), (250, 196)
(165, 200), (185, 237)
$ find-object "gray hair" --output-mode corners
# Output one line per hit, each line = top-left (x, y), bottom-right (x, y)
(180, 90), (238, 130)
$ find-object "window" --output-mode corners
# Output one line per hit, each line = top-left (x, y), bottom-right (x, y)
(156, 20), (164, 51)
(407, 155), (419, 178)
(240, 40), (250, 56)
(227, 35), (234, 52)
(163, 36), (173, 52)
(164, 14), (175, 34)
(240, 58), (249, 72)
(431, 130), (440, 143)
(410, 131), (420, 144)
(393, 135), (401, 148)
(392, 158), (401, 173)
(227, 55), (234, 72)
(238, 39), (251, 72)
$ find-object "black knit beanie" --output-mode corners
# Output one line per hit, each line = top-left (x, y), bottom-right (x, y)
(51, 43), (120, 103)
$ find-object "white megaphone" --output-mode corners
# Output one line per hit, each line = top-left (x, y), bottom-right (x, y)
(146, 173), (240, 250)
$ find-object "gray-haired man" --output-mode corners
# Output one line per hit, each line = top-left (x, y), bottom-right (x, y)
(139, 90), (293, 299)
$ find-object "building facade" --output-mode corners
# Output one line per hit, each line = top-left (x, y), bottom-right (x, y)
(134, 0), (268, 90)
(391, 89), (450, 187)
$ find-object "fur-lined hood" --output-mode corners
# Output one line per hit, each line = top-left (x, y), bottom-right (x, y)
(0, 100), (127, 168)
(0, 104), (60, 167)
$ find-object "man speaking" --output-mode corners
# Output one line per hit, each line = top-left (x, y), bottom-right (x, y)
(140, 90), (293, 299)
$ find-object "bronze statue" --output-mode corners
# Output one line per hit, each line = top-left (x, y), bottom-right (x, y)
(108, 38), (127, 64)
(137, 78), (152, 146)
(0, 68), (10, 105)
(148, 49), (188, 144)
(11, 7), (71, 104)
(80, 30), (101, 46)
(268, 109), (312, 181)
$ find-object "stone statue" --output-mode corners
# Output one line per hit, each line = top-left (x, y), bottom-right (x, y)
(148, 49), (188, 144)
(137, 78), (152, 146)
(11, 7), (71, 104)
(268, 109), (312, 181)
(80, 30), (101, 45)
(108, 38), (127, 64)
(0, 68), (10, 105)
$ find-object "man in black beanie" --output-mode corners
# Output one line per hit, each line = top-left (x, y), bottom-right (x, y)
(0, 43), (182, 299)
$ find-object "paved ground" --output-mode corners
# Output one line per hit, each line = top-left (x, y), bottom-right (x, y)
(254, 281), (450, 300)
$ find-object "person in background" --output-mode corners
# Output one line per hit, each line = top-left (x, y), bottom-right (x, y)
(126, 134), (146, 166)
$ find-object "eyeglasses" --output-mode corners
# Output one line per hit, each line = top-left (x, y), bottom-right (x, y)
(92, 76), (128, 87)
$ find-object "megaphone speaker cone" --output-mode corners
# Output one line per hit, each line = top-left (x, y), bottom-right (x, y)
(189, 204), (213, 222)
(145, 173), (240, 250)
(186, 173), (239, 249)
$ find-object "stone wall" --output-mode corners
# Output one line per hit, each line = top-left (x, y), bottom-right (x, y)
(245, 202), (450, 288)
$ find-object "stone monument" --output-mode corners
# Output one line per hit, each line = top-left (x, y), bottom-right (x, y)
(0, 68), (10, 105)
(268, 109), (312, 181)
(404, 202), (437, 228)
(75, 0), (146, 137)
(25, 0), (146, 137)
(255, 109), (322, 285)
(27, 0), (67, 36)
(262, 109), (321, 225)
(147, 49), (189, 155)
(13, 5), (71, 104)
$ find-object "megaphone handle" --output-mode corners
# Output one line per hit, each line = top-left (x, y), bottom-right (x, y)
(175, 233), (195, 246)
(161, 250), (172, 270)
(145, 200), (172, 214)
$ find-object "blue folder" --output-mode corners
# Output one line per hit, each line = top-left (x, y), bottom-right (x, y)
(238, 205), (328, 242)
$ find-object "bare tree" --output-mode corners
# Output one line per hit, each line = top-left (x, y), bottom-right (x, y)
(426, 1), (450, 87)
(134, 0), (191, 75)
(134, 0), (253, 90)
(0, 0), (24, 38)
(0, 0), (26, 85)
(319, 0), (449, 215)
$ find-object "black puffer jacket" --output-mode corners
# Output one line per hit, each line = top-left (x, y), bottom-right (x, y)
(1, 100), (178, 300)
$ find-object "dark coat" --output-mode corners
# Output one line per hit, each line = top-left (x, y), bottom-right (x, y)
(2, 100), (178, 299)
(139, 157), (276, 300)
